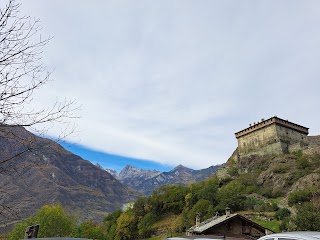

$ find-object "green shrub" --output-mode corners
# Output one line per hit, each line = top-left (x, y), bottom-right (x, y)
(237, 173), (259, 191)
(215, 181), (246, 211)
(188, 199), (214, 223)
(243, 197), (262, 211)
(292, 150), (313, 170)
(279, 219), (289, 231)
(287, 170), (307, 185)
(292, 150), (303, 158)
(259, 188), (283, 198)
(253, 202), (278, 212)
(288, 189), (315, 206)
(292, 202), (320, 231)
(310, 153), (320, 165)
(76, 220), (106, 239)
(272, 165), (289, 174)
(296, 156), (310, 169)
(138, 213), (156, 238)
(227, 167), (239, 177)
(275, 208), (291, 220)
(8, 204), (77, 240)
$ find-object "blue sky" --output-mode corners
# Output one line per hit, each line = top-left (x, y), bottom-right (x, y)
(60, 141), (173, 172)
(17, 1), (320, 171)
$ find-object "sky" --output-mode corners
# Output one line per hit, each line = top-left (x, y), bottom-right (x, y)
(14, 1), (320, 172)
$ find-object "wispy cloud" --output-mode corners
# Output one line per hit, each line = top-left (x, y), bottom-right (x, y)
(20, 1), (320, 169)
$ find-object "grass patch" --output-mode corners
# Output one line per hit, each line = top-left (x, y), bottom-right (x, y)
(239, 211), (275, 217)
(153, 214), (180, 230)
(268, 198), (283, 205)
(252, 219), (281, 233)
(272, 165), (289, 174)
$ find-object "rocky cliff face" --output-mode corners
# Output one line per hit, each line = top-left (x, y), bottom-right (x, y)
(0, 126), (141, 226)
(115, 164), (221, 195)
(220, 135), (320, 197)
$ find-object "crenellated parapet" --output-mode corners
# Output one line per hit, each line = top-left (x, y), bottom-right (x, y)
(235, 116), (309, 156)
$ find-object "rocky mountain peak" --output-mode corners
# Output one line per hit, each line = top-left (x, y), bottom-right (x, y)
(119, 165), (161, 180)
(119, 165), (141, 179)
(171, 164), (192, 173)
(117, 164), (221, 195)
(106, 168), (119, 179)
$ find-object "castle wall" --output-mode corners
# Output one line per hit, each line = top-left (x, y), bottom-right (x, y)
(237, 124), (281, 155)
(275, 125), (308, 146)
(237, 123), (308, 156)
(254, 142), (287, 156)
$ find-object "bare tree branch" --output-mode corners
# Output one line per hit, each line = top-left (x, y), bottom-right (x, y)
(0, 0), (80, 225)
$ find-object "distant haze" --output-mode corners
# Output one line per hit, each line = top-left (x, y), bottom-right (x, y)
(19, 1), (320, 170)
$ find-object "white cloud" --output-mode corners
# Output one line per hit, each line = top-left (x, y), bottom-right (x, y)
(18, 0), (320, 169)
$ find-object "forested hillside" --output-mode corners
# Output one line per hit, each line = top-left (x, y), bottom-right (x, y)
(7, 136), (320, 239)
(97, 141), (320, 239)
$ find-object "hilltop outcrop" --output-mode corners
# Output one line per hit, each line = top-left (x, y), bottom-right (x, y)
(222, 135), (320, 197)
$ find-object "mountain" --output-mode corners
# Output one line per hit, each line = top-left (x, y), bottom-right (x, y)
(0, 126), (141, 227)
(119, 165), (161, 180)
(106, 168), (119, 178)
(116, 164), (221, 195)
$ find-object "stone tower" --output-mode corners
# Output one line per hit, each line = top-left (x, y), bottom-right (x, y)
(235, 116), (309, 156)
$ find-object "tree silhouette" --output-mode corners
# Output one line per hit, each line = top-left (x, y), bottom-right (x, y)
(0, 0), (78, 225)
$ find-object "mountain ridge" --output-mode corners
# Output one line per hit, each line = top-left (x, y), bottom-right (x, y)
(0, 126), (141, 226)
(111, 163), (222, 195)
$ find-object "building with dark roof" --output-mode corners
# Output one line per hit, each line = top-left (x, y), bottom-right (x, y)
(186, 209), (273, 239)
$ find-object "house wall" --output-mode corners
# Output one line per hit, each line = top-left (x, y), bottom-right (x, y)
(203, 218), (242, 235)
(251, 227), (265, 238)
(202, 218), (265, 238)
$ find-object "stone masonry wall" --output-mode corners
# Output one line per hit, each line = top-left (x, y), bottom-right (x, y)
(237, 123), (308, 156)
(237, 124), (280, 155)
(275, 125), (308, 146)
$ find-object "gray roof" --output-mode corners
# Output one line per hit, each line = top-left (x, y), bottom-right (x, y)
(188, 213), (273, 234)
(188, 213), (238, 233)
